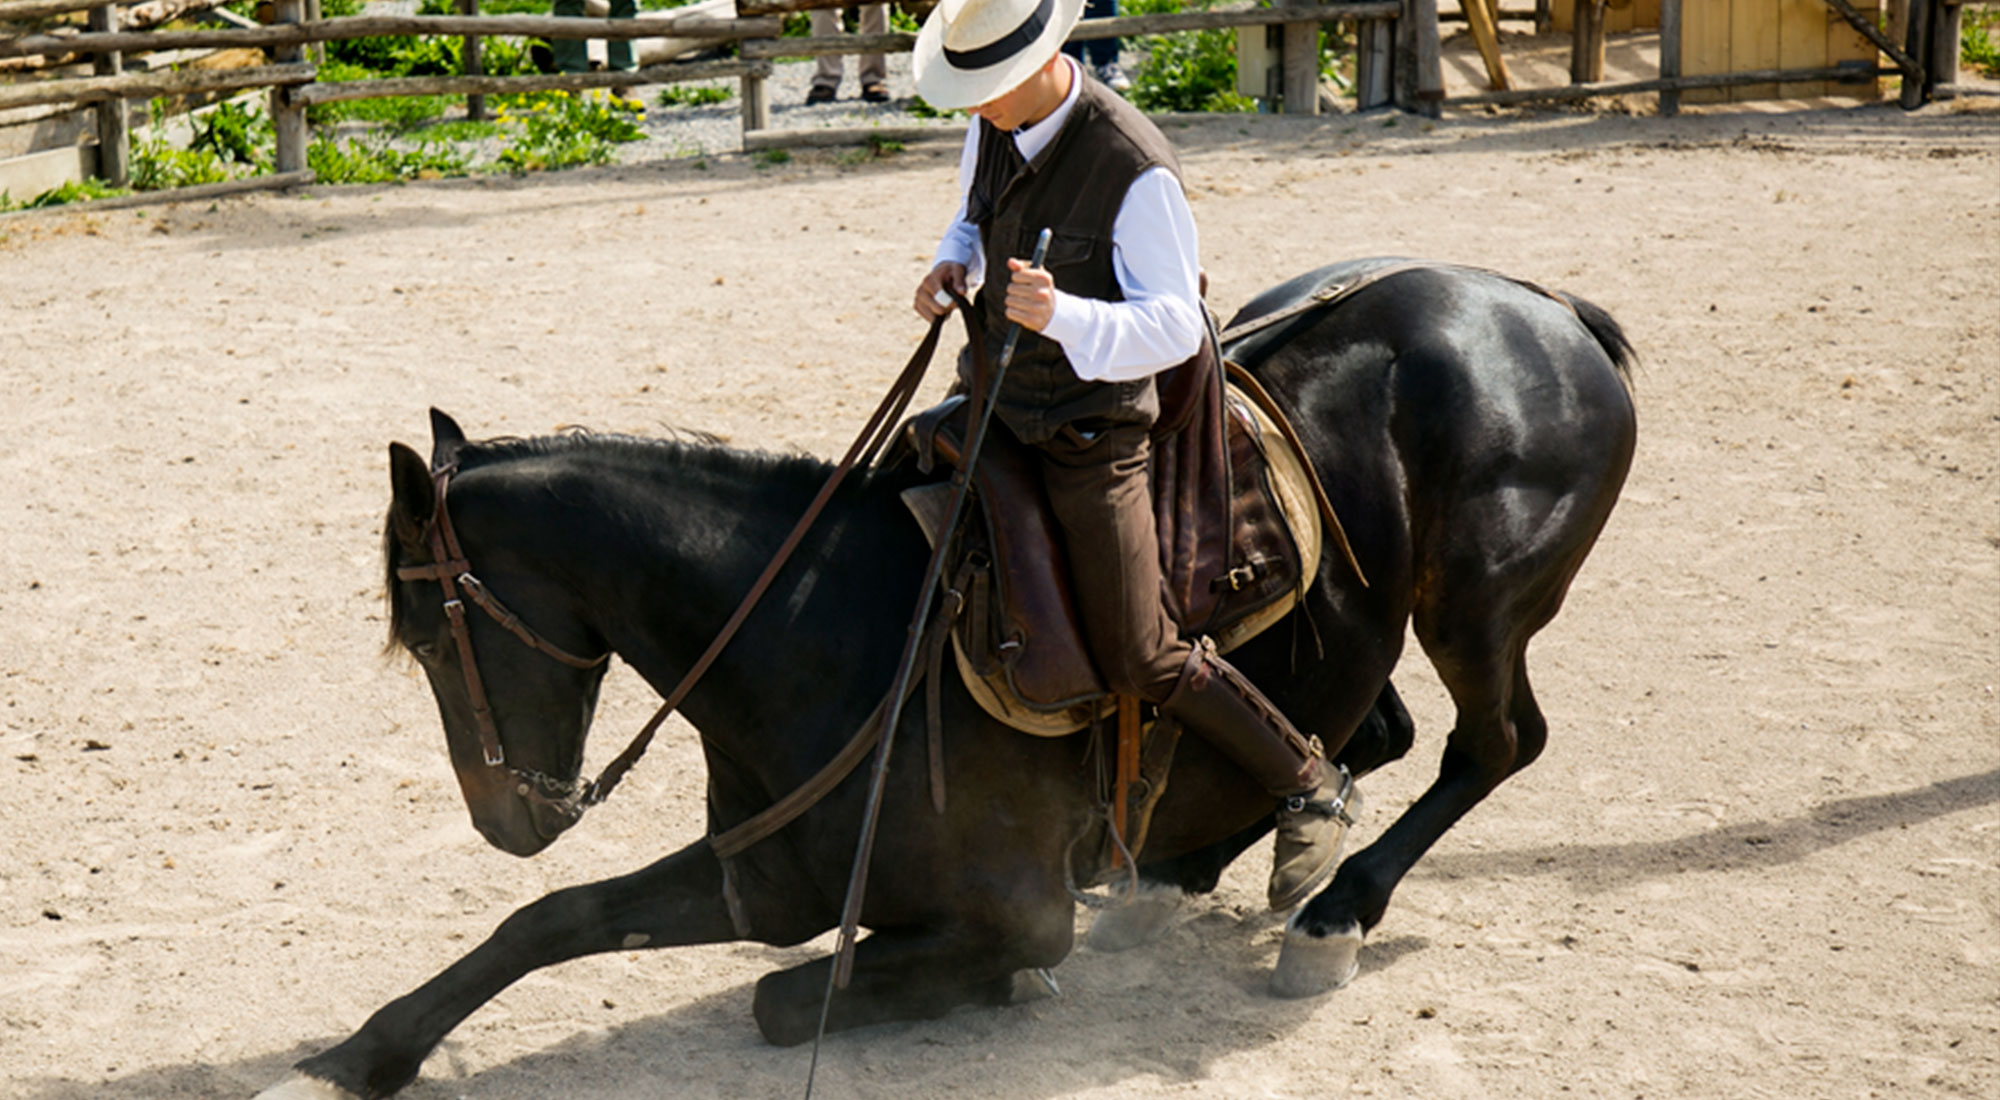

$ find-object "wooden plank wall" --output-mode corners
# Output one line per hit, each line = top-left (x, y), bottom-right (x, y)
(1680, 0), (1882, 103)
(1549, 0), (1662, 33)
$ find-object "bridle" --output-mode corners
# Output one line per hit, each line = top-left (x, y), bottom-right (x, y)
(390, 304), (955, 833)
(395, 463), (613, 821)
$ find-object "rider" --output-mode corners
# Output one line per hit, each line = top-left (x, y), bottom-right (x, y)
(910, 0), (1354, 911)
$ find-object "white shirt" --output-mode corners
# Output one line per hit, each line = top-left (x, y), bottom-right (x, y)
(931, 58), (1204, 384)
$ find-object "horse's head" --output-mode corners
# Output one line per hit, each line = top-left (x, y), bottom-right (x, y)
(383, 411), (611, 857)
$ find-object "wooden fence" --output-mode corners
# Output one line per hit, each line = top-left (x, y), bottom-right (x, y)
(0, 0), (1972, 204)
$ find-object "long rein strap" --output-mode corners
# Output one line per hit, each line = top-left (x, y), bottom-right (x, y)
(580, 308), (956, 815)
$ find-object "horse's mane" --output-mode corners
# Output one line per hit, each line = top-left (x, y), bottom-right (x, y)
(382, 428), (845, 655)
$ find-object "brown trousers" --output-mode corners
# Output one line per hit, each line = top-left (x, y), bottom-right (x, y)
(1035, 421), (1188, 705)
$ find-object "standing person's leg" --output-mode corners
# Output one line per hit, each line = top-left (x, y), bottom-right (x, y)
(858, 4), (890, 100)
(605, 0), (637, 73)
(808, 8), (844, 102)
(1086, 0), (1130, 90)
(551, 0), (589, 74)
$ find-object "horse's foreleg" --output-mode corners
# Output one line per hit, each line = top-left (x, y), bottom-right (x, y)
(1274, 656), (1545, 997)
(259, 839), (739, 1100)
(751, 899), (1074, 1047)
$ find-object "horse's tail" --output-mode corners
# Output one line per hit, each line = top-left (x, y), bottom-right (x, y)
(1556, 292), (1637, 393)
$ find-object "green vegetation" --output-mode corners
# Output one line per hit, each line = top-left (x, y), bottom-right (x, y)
(1125, 0), (1257, 113)
(0, 178), (128, 212)
(494, 90), (646, 172)
(1965, 8), (2000, 78)
(657, 83), (733, 108)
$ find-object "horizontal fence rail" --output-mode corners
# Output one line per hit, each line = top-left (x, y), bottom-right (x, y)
(1, 13), (781, 59)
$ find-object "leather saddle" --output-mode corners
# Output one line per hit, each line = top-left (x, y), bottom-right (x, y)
(892, 340), (1324, 737)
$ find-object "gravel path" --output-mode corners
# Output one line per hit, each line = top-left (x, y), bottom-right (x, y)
(618, 51), (961, 159)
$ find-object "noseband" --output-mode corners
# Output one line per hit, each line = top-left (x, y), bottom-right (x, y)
(395, 464), (611, 819)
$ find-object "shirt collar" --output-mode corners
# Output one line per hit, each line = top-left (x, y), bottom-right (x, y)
(1011, 55), (1083, 165)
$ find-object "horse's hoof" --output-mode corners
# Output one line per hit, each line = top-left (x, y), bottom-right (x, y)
(1270, 916), (1362, 999)
(253, 1073), (361, 1100)
(1084, 882), (1185, 952)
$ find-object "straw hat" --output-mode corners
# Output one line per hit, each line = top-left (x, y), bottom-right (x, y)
(912, 0), (1089, 110)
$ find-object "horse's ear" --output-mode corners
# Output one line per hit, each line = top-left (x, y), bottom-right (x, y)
(429, 408), (468, 470)
(388, 441), (436, 550)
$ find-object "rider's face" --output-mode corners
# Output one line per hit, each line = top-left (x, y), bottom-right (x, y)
(971, 56), (1068, 132)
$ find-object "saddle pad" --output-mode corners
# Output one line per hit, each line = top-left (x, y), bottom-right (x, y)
(900, 380), (1323, 738)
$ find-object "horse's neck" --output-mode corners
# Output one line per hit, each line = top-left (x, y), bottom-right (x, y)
(518, 447), (911, 743)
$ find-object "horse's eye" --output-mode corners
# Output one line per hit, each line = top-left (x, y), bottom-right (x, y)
(412, 642), (440, 663)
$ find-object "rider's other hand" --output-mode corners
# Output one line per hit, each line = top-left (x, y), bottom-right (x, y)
(916, 262), (968, 321)
(1003, 258), (1055, 333)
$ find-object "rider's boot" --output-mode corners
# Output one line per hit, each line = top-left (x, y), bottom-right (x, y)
(1159, 638), (1361, 912)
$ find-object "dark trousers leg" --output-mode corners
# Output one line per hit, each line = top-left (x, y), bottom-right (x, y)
(1037, 424), (1187, 704)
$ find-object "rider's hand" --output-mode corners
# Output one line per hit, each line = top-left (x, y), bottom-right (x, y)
(915, 262), (968, 321)
(1003, 258), (1056, 333)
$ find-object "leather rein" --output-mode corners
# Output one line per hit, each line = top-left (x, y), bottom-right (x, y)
(393, 308), (957, 834)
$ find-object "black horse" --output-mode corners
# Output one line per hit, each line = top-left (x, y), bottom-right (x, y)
(258, 259), (1635, 1100)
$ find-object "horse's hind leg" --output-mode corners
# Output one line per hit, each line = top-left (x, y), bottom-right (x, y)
(258, 839), (741, 1100)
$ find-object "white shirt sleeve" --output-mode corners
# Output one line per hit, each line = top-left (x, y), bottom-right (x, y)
(931, 123), (986, 290)
(1038, 166), (1205, 383)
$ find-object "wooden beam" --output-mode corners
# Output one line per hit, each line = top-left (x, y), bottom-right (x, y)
(1898, 0), (1929, 106)
(0, 12), (782, 58)
(88, 2), (128, 186)
(0, 60), (313, 110)
(1658, 0), (1680, 115)
(0, 167), (317, 218)
(1448, 61), (1887, 105)
(1463, 0), (1512, 90)
(1817, 0), (1922, 77)
(1412, 0), (1442, 116)
(741, 124), (958, 151)
(1281, 19), (1319, 114)
(290, 56), (765, 105)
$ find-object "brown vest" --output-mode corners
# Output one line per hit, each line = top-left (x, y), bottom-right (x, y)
(963, 76), (1183, 444)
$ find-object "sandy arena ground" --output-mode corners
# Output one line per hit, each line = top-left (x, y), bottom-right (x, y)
(2, 97), (1997, 1099)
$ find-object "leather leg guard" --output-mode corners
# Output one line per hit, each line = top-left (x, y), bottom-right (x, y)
(1159, 639), (1355, 910)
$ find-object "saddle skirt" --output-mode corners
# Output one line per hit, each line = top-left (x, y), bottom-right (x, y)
(895, 369), (1323, 737)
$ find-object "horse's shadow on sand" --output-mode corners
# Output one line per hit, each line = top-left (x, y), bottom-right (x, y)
(1418, 765), (2000, 890)
(16, 769), (1991, 1099)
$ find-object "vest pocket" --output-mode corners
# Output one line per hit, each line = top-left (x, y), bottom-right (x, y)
(1038, 229), (1099, 272)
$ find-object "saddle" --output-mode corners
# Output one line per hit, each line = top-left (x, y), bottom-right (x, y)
(894, 340), (1325, 738)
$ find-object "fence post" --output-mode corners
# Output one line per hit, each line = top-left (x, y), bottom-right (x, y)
(1658, 0), (1681, 116)
(1411, 0), (1442, 116)
(88, 3), (130, 186)
(457, 0), (486, 120)
(1281, 20), (1320, 114)
(270, 0), (309, 172)
(1928, 0), (1959, 99)
(1898, 0), (1931, 107)
(1570, 0), (1605, 83)
(1355, 15), (1393, 109)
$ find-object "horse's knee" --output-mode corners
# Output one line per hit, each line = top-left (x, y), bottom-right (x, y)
(752, 970), (819, 1047)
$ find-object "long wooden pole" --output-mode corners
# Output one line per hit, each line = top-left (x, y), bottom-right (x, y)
(0, 60), (314, 110)
(271, 0), (305, 175)
(1658, 0), (1680, 117)
(1899, 0), (1931, 107)
(1448, 63), (1888, 106)
(289, 56), (764, 104)
(0, 13), (780, 60)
